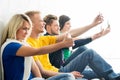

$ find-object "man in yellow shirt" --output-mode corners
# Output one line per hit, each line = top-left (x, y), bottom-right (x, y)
(26, 11), (83, 79)
(26, 11), (120, 80)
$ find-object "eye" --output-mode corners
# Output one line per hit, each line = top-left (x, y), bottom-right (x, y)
(40, 20), (44, 22)
(22, 27), (29, 30)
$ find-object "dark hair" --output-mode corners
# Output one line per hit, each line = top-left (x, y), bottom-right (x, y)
(43, 14), (57, 29)
(21, 14), (29, 22)
(59, 15), (70, 30)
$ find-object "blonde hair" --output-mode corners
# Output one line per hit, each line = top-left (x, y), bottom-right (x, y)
(1, 14), (32, 46)
(25, 11), (40, 22)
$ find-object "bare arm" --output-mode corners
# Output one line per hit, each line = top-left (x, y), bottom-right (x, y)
(91, 24), (110, 40)
(35, 60), (59, 78)
(16, 38), (74, 56)
(35, 59), (84, 78)
(56, 14), (103, 42)
(31, 58), (42, 77)
(69, 14), (103, 38)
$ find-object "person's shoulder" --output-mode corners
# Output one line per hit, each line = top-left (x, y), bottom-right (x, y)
(39, 35), (55, 39)
(2, 42), (21, 49)
(5, 42), (22, 50)
(2, 42), (22, 56)
(39, 36), (56, 44)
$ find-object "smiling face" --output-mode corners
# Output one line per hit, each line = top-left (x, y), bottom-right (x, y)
(16, 21), (30, 41)
(32, 13), (46, 34)
(61, 20), (71, 33)
(49, 20), (60, 35)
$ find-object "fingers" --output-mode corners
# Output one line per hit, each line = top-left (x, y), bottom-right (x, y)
(71, 71), (84, 78)
(63, 32), (74, 47)
(63, 32), (71, 40)
(63, 32), (68, 41)
(97, 14), (104, 24)
(100, 28), (104, 33)
(100, 21), (111, 36)
(102, 27), (110, 36)
(93, 14), (104, 26)
(76, 73), (84, 78)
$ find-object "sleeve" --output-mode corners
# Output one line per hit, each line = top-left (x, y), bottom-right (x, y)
(4, 42), (22, 56)
(43, 36), (56, 44)
(73, 37), (92, 49)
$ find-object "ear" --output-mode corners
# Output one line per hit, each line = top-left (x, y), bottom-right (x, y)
(46, 25), (51, 32)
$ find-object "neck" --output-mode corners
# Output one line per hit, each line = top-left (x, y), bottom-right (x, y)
(61, 29), (67, 33)
(46, 31), (52, 35)
(46, 32), (58, 36)
(30, 31), (40, 39)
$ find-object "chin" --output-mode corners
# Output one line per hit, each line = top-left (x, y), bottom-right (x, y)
(39, 30), (44, 33)
(55, 33), (59, 35)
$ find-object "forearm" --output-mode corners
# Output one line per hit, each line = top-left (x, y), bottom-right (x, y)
(56, 33), (66, 42)
(42, 70), (59, 78)
(36, 42), (67, 55)
(70, 14), (103, 38)
(70, 24), (95, 38)
(73, 37), (92, 49)
(17, 41), (66, 56)
(35, 61), (59, 78)
(31, 58), (42, 77)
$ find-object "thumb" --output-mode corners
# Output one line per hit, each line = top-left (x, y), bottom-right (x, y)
(64, 32), (71, 41)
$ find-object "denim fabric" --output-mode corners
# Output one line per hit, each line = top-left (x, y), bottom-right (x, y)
(62, 46), (88, 66)
(31, 78), (45, 80)
(46, 73), (75, 80)
(32, 73), (88, 80)
(47, 73), (88, 80)
(59, 49), (118, 79)
(62, 46), (98, 79)
(31, 73), (75, 80)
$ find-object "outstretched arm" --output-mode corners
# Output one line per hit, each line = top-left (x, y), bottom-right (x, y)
(56, 14), (103, 42)
(16, 35), (74, 56)
(73, 24), (110, 49)
(69, 14), (103, 38)
(73, 37), (92, 49)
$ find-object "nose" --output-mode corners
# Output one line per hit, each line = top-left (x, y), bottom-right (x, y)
(58, 26), (60, 30)
(43, 21), (46, 25)
(25, 29), (29, 35)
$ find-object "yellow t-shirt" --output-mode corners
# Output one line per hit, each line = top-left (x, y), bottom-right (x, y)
(27, 36), (59, 72)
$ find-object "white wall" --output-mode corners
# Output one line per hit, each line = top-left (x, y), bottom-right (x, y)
(0, 0), (120, 72)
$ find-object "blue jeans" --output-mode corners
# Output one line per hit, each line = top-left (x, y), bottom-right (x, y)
(59, 46), (119, 79)
(62, 46), (98, 79)
(31, 73), (76, 80)
(47, 73), (75, 80)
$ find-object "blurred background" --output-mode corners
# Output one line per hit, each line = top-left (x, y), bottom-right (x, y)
(0, 0), (120, 73)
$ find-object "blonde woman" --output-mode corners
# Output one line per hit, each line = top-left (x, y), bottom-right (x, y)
(0, 14), (77, 80)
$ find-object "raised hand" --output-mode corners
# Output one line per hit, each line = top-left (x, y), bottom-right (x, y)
(62, 32), (74, 48)
(91, 24), (110, 40)
(102, 23), (110, 36)
(92, 13), (104, 26)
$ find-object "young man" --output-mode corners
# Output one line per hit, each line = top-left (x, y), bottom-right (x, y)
(44, 14), (110, 69)
(43, 14), (115, 80)
(26, 11), (120, 80)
